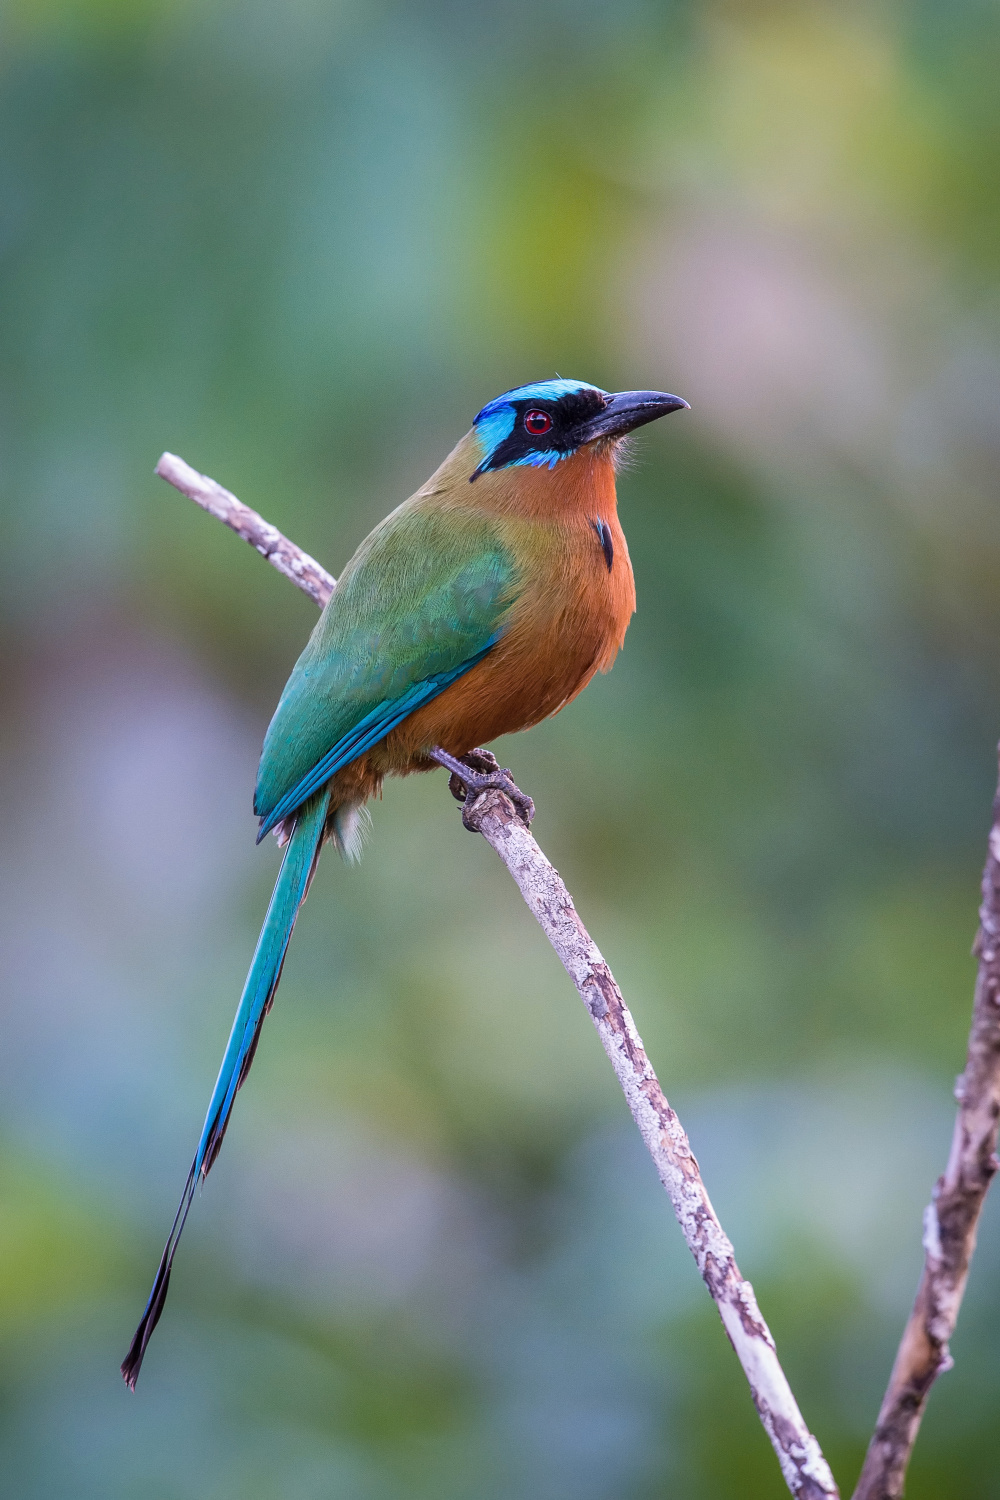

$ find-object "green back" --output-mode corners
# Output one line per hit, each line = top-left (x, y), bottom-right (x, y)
(254, 498), (519, 825)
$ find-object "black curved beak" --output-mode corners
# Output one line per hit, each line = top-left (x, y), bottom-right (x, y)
(573, 389), (689, 445)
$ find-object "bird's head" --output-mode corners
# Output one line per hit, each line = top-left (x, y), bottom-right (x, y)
(470, 378), (688, 482)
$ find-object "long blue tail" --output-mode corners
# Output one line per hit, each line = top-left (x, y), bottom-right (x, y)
(122, 787), (331, 1388)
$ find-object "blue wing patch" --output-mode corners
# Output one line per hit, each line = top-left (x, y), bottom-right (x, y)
(255, 635), (498, 842)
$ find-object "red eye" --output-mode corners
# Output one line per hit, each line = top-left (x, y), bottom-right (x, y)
(524, 409), (552, 435)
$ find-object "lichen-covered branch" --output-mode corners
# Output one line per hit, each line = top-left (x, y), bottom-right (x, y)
(155, 452), (335, 608)
(461, 786), (838, 1499)
(155, 454), (838, 1498)
(852, 761), (1000, 1500)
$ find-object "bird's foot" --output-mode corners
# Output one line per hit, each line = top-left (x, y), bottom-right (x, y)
(430, 747), (535, 830)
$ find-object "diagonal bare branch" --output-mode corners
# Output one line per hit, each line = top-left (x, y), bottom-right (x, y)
(155, 452), (336, 608)
(155, 451), (840, 1497)
(852, 762), (1000, 1499)
(458, 785), (838, 1499)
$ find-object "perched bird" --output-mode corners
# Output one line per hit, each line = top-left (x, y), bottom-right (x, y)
(122, 377), (687, 1386)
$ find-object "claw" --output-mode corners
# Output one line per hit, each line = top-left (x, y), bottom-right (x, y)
(430, 746), (535, 829)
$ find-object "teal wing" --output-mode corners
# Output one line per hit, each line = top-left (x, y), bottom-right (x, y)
(254, 501), (519, 837)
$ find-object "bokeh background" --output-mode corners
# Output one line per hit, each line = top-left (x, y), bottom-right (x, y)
(1, 1), (999, 1495)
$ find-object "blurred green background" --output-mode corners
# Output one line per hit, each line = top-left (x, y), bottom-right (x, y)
(1, 0), (999, 1495)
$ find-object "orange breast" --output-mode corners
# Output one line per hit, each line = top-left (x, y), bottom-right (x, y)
(369, 443), (635, 776)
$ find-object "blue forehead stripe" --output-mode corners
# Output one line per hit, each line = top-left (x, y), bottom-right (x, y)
(473, 378), (606, 427)
(472, 379), (607, 473)
(471, 402), (518, 460)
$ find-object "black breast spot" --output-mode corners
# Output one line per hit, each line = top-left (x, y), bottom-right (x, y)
(592, 518), (614, 573)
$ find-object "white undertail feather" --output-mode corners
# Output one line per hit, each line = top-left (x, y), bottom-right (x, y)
(330, 800), (371, 864)
(272, 801), (370, 863)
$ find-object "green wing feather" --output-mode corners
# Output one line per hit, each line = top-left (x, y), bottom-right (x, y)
(254, 500), (519, 831)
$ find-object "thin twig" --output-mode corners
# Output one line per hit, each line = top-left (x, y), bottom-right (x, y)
(852, 760), (1000, 1500)
(155, 453), (335, 608)
(156, 452), (839, 1497)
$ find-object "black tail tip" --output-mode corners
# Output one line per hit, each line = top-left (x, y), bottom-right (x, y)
(121, 1255), (173, 1390)
(121, 1346), (143, 1391)
(121, 1322), (150, 1390)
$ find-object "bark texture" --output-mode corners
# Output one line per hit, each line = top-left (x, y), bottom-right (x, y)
(155, 452), (335, 608)
(463, 786), (838, 1499)
(852, 763), (1000, 1499)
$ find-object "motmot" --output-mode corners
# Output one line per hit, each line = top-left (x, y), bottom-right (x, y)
(122, 377), (687, 1386)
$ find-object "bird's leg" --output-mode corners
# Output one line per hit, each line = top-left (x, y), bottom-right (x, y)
(430, 746), (535, 830)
